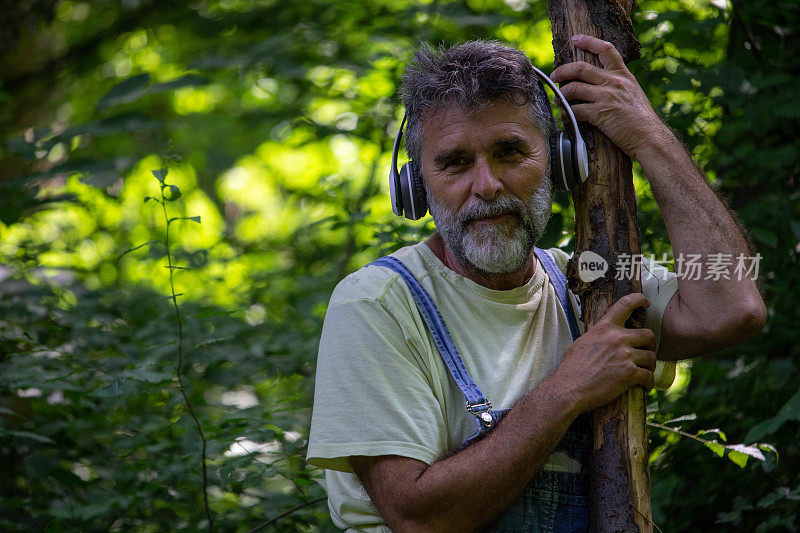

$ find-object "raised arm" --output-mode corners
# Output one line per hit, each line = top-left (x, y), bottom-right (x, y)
(351, 294), (658, 532)
(550, 35), (766, 360)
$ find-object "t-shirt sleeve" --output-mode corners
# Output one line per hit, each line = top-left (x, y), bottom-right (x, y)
(306, 275), (447, 474)
(640, 256), (679, 389)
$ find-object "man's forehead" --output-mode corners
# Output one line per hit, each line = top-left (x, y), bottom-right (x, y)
(420, 100), (544, 148)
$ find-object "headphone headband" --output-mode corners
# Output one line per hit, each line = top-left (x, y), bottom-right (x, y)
(531, 66), (589, 184)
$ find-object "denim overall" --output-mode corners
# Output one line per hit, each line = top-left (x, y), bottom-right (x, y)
(371, 248), (590, 532)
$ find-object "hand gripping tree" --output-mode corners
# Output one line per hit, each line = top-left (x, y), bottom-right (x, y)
(547, 1), (652, 531)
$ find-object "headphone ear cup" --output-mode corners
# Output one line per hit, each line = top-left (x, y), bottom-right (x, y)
(560, 133), (576, 189)
(399, 162), (427, 220)
(389, 164), (402, 216)
(550, 131), (578, 190)
(550, 132), (567, 190)
(410, 162), (428, 219)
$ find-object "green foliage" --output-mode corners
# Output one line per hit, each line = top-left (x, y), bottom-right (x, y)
(0, 0), (798, 531)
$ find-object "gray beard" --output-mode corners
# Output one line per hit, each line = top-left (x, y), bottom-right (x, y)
(427, 174), (553, 275)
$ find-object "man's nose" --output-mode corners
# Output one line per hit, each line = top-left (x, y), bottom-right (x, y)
(472, 158), (503, 201)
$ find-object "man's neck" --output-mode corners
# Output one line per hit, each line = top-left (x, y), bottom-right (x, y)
(424, 233), (536, 291)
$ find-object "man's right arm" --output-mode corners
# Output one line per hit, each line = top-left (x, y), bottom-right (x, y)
(351, 293), (658, 533)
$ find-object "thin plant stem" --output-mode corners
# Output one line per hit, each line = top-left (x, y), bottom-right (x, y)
(160, 188), (214, 532)
(647, 420), (715, 445)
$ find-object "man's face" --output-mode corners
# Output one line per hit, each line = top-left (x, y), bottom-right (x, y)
(420, 99), (553, 274)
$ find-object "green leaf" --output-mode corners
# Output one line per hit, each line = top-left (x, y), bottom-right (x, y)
(96, 73), (151, 110)
(704, 441), (726, 457)
(123, 366), (173, 384)
(726, 449), (749, 468)
(746, 388), (800, 441)
(190, 335), (236, 350)
(698, 428), (727, 442)
(147, 74), (209, 94)
(757, 443), (779, 460)
(95, 74), (207, 111)
(168, 216), (201, 224)
(264, 424), (284, 438)
(665, 413), (697, 424)
(757, 486), (800, 508)
(749, 227), (777, 248)
(727, 443), (766, 463)
(165, 184), (181, 201)
(91, 377), (127, 397)
(151, 168), (168, 183)
(7, 430), (56, 444)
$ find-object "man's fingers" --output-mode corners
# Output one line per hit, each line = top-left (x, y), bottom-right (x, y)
(624, 327), (657, 351)
(631, 349), (657, 372)
(565, 103), (594, 124)
(601, 293), (651, 327)
(557, 80), (603, 104)
(550, 61), (606, 85)
(570, 35), (626, 71)
(633, 366), (656, 392)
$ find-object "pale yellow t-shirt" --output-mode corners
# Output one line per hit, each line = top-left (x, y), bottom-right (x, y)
(307, 243), (678, 531)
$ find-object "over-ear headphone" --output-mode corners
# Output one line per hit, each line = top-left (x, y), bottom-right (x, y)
(389, 66), (589, 220)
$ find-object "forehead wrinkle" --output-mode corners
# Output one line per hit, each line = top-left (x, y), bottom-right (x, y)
(492, 136), (529, 150)
(429, 129), (534, 162)
(420, 100), (548, 168)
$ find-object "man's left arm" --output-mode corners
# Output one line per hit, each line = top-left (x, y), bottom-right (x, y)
(551, 34), (767, 361)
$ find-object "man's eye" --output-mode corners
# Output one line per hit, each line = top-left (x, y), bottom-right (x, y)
(445, 157), (469, 168)
(498, 147), (520, 158)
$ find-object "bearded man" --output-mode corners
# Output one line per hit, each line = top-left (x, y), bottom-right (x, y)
(306, 37), (765, 532)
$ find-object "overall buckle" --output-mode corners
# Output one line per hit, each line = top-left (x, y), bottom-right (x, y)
(466, 400), (494, 427)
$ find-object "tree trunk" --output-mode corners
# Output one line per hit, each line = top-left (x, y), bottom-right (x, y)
(546, 1), (652, 531)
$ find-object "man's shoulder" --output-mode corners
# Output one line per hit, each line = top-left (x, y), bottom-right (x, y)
(540, 246), (571, 275)
(330, 243), (430, 306)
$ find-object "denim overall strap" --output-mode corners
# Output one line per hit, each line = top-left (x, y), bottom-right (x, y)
(370, 256), (495, 427)
(533, 247), (582, 342)
(370, 250), (582, 433)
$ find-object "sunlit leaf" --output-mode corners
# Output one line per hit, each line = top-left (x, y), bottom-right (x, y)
(698, 428), (727, 442)
(665, 413), (697, 424)
(726, 449), (749, 468)
(726, 443), (766, 462)
(704, 441), (725, 457)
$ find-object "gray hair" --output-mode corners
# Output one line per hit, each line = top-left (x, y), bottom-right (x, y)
(400, 40), (557, 173)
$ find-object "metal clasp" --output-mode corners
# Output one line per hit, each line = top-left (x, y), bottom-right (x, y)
(466, 400), (494, 427)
